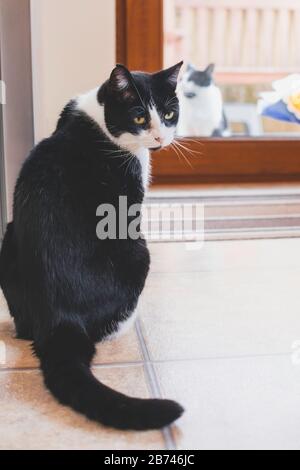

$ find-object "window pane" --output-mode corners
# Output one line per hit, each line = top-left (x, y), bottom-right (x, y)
(164, 0), (300, 138)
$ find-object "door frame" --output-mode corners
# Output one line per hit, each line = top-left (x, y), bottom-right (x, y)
(0, 29), (6, 238)
(116, 0), (300, 185)
(0, 106), (6, 239)
(0, 0), (34, 223)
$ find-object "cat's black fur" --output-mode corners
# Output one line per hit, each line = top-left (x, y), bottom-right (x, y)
(103, 65), (181, 138)
(0, 64), (184, 430)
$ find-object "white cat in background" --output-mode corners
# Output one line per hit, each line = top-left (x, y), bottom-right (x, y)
(177, 63), (229, 137)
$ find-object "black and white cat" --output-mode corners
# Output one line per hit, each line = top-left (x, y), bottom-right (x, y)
(177, 63), (229, 137)
(0, 63), (184, 430)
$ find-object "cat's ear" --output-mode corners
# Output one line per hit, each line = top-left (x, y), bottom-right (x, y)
(154, 61), (184, 89)
(205, 63), (215, 76)
(109, 64), (136, 99)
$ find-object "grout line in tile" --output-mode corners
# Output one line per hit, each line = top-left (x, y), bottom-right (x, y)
(135, 319), (177, 451)
(0, 366), (40, 373)
(93, 360), (144, 369)
(150, 266), (300, 276)
(0, 360), (145, 374)
(147, 351), (296, 363)
(0, 350), (295, 374)
(150, 269), (283, 276)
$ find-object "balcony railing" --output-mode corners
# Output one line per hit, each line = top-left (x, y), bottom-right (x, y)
(164, 0), (300, 83)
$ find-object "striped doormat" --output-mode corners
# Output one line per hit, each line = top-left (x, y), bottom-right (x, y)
(145, 189), (300, 241)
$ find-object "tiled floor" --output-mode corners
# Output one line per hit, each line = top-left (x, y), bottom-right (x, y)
(1, 238), (300, 449)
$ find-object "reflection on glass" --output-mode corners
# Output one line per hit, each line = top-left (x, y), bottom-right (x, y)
(177, 63), (230, 137)
(164, 0), (300, 138)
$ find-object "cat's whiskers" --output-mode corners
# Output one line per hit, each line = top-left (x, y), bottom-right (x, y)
(101, 147), (127, 153)
(170, 142), (184, 166)
(171, 142), (193, 170)
(175, 140), (201, 153)
(165, 96), (178, 107)
(174, 139), (203, 157)
(172, 141), (194, 169)
(118, 153), (137, 169)
(179, 137), (205, 147)
(110, 153), (131, 160)
(100, 148), (131, 158)
(124, 154), (137, 178)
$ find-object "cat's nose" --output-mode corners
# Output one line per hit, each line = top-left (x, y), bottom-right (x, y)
(154, 136), (162, 144)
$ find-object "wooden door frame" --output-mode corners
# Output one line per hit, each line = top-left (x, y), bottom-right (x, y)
(116, 0), (300, 185)
(117, 0), (163, 72)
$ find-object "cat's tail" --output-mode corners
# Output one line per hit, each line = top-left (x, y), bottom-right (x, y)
(34, 323), (184, 430)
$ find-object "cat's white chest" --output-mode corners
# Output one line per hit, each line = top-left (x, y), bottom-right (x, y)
(135, 148), (151, 191)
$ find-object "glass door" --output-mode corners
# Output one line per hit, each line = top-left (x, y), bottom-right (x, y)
(164, 0), (300, 139)
(117, 0), (300, 185)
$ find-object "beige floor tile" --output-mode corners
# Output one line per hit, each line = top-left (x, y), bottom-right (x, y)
(0, 293), (38, 368)
(94, 329), (142, 365)
(0, 289), (142, 369)
(0, 365), (165, 450)
(138, 268), (300, 360)
(155, 356), (300, 450)
(149, 239), (300, 273)
(0, 318), (38, 369)
(0, 318), (141, 370)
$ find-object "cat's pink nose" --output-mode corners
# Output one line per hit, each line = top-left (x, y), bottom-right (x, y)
(154, 137), (162, 144)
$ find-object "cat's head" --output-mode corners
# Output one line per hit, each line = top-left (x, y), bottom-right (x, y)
(180, 63), (215, 99)
(100, 62), (183, 153)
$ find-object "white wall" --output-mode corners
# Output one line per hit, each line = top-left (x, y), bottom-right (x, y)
(31, 0), (116, 143)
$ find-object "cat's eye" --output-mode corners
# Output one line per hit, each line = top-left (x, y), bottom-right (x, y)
(165, 111), (175, 120)
(134, 116), (146, 125)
